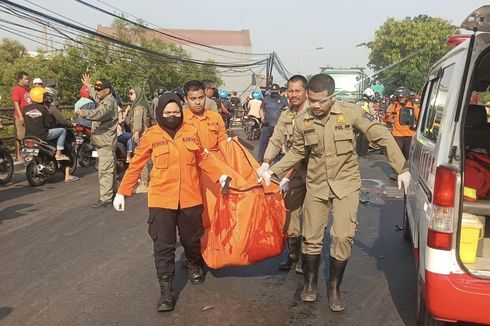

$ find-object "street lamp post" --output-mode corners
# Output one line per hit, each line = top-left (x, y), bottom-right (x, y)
(296, 47), (324, 74)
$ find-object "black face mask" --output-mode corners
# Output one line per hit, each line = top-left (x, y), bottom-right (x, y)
(158, 115), (183, 130)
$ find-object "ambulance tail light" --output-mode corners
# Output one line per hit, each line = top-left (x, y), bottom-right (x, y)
(428, 167), (457, 251)
(447, 34), (471, 47)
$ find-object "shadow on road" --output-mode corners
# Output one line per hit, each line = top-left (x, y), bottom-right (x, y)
(0, 307), (13, 320)
(353, 199), (416, 326)
(207, 254), (284, 278)
(0, 203), (35, 224)
(0, 184), (42, 203)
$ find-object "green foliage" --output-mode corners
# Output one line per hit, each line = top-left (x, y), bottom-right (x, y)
(0, 17), (221, 107)
(364, 15), (456, 95)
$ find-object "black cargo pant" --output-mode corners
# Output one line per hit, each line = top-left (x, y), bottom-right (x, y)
(394, 136), (412, 160)
(148, 205), (204, 278)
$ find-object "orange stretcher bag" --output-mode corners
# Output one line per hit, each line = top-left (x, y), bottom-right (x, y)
(200, 138), (286, 269)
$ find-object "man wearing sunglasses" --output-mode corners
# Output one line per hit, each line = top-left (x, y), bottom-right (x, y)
(77, 74), (119, 208)
(259, 74), (409, 312)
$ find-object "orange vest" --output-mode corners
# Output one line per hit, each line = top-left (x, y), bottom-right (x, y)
(386, 101), (420, 137)
(183, 108), (227, 150)
(118, 123), (221, 209)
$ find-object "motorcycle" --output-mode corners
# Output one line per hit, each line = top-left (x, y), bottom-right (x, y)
(92, 140), (128, 180)
(21, 128), (77, 187)
(74, 124), (96, 167)
(0, 118), (14, 185)
(244, 115), (261, 140)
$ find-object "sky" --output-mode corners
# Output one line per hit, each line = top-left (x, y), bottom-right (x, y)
(1, 0), (489, 82)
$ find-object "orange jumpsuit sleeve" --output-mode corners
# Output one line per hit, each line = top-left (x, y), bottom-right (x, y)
(414, 103), (420, 120)
(385, 104), (395, 123)
(118, 133), (152, 196)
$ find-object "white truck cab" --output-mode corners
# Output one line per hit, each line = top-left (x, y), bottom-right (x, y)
(405, 5), (490, 325)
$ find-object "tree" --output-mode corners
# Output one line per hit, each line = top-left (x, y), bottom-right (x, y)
(0, 16), (222, 106)
(362, 15), (456, 95)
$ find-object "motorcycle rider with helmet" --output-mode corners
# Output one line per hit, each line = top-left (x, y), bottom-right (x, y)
(247, 90), (262, 120)
(218, 90), (232, 128)
(23, 87), (78, 181)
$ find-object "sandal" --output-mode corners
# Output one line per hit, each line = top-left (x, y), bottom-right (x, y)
(65, 176), (79, 182)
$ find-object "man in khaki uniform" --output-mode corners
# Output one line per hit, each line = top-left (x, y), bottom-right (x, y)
(78, 75), (119, 208)
(203, 80), (218, 112)
(259, 75), (309, 274)
(259, 74), (410, 311)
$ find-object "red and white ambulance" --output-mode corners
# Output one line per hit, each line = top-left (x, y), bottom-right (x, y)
(404, 5), (490, 325)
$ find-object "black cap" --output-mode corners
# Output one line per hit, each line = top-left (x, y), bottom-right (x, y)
(94, 79), (112, 91)
(271, 84), (280, 92)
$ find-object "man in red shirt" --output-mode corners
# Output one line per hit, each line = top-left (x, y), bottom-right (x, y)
(11, 71), (31, 162)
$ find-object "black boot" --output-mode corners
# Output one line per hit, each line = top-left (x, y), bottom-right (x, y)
(295, 251), (303, 275)
(278, 236), (301, 271)
(157, 275), (175, 312)
(300, 254), (320, 302)
(187, 260), (204, 284)
(327, 256), (348, 312)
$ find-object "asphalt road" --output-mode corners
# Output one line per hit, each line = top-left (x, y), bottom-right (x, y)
(0, 128), (420, 326)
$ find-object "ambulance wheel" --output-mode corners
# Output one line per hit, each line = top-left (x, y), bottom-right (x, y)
(416, 279), (446, 326)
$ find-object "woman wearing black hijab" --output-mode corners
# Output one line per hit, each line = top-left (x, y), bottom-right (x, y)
(114, 93), (228, 312)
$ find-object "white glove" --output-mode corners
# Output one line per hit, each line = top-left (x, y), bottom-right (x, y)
(397, 170), (411, 194)
(256, 162), (270, 177)
(279, 177), (290, 195)
(219, 174), (231, 188)
(226, 136), (232, 142)
(261, 170), (272, 186)
(113, 193), (125, 211)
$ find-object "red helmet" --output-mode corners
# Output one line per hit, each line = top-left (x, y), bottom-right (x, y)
(80, 86), (90, 99)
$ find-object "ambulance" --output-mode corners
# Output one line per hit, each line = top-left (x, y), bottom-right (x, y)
(404, 6), (490, 325)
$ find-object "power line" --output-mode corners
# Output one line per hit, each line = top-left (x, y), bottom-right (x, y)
(89, 0), (263, 62)
(75, 0), (269, 58)
(0, 0), (268, 69)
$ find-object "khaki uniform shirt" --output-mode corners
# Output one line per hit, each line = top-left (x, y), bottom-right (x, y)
(271, 101), (407, 200)
(129, 104), (150, 134)
(264, 100), (310, 162)
(81, 90), (118, 148)
(205, 97), (218, 112)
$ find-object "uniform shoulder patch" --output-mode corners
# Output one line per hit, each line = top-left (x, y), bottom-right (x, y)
(303, 119), (314, 127)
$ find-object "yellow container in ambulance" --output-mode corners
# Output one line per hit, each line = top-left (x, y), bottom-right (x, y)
(460, 213), (484, 264)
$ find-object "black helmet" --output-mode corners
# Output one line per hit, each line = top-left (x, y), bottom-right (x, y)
(271, 83), (280, 93)
(395, 86), (410, 98)
(157, 86), (166, 95)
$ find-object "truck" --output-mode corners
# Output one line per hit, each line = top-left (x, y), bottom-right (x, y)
(319, 67), (369, 102)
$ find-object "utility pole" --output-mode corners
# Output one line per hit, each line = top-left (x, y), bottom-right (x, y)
(265, 52), (274, 90)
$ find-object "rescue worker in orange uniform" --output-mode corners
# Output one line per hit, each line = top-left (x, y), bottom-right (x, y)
(113, 93), (229, 312)
(182, 80), (229, 245)
(385, 86), (420, 159)
(183, 80), (228, 151)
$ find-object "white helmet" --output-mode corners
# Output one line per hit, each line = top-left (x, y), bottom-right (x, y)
(363, 88), (375, 100)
